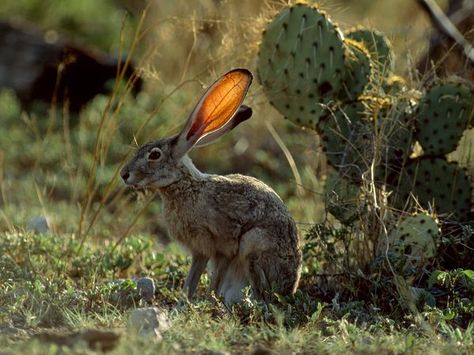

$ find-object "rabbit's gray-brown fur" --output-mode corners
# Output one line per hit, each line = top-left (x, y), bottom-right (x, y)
(121, 69), (301, 304)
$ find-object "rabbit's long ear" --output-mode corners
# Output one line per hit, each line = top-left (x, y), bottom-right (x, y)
(172, 68), (252, 158)
(194, 105), (252, 147)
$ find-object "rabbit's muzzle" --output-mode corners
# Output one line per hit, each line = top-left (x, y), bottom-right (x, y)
(121, 169), (139, 187)
(120, 165), (156, 189)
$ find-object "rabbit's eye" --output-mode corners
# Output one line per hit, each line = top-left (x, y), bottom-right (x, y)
(148, 148), (162, 161)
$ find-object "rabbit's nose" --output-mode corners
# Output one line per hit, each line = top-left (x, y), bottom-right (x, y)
(121, 171), (130, 182)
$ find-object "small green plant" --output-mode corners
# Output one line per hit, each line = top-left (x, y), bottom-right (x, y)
(426, 268), (474, 327)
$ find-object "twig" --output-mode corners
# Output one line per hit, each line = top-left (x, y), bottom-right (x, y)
(265, 121), (305, 197)
(417, 0), (474, 63)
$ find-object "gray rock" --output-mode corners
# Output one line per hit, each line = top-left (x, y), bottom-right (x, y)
(27, 216), (50, 234)
(136, 277), (155, 302)
(127, 307), (169, 340)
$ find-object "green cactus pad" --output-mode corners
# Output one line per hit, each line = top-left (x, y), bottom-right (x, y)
(415, 82), (474, 156)
(386, 213), (439, 271)
(257, 3), (346, 128)
(324, 172), (362, 224)
(390, 158), (472, 221)
(345, 28), (394, 76)
(373, 96), (416, 179)
(319, 101), (372, 182)
(340, 39), (372, 100)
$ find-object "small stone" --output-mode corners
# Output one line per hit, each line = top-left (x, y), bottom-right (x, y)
(27, 216), (50, 234)
(136, 277), (155, 302)
(127, 307), (169, 341)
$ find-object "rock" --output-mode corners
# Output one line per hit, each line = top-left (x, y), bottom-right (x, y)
(27, 216), (50, 234)
(0, 20), (143, 112)
(127, 307), (169, 341)
(136, 277), (155, 302)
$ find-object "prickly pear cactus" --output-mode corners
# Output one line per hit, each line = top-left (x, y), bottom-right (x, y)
(415, 82), (474, 156)
(324, 172), (362, 224)
(390, 158), (472, 221)
(345, 28), (395, 76)
(383, 75), (406, 94)
(373, 95), (416, 178)
(340, 39), (372, 100)
(257, 3), (346, 128)
(320, 97), (415, 184)
(318, 101), (371, 182)
(256, 4), (474, 226)
(385, 213), (440, 272)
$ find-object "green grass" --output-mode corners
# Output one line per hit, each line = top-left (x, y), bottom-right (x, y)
(1, 231), (473, 354)
(0, 0), (473, 353)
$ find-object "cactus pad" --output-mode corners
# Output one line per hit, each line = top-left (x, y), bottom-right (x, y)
(345, 28), (394, 76)
(415, 82), (474, 156)
(319, 101), (372, 182)
(257, 3), (346, 128)
(340, 39), (372, 100)
(324, 173), (362, 224)
(391, 158), (472, 221)
(374, 96), (416, 178)
(386, 213), (439, 271)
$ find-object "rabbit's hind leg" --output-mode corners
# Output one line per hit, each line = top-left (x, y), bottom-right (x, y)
(239, 228), (298, 301)
(209, 255), (247, 305)
(216, 257), (248, 305)
(249, 251), (301, 300)
(245, 253), (275, 302)
(238, 228), (274, 301)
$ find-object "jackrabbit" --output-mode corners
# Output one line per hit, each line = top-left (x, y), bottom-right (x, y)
(121, 68), (301, 304)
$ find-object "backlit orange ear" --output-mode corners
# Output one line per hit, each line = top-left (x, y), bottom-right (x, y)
(186, 69), (253, 141)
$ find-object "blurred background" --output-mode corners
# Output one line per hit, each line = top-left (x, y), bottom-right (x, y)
(0, 0), (472, 239)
